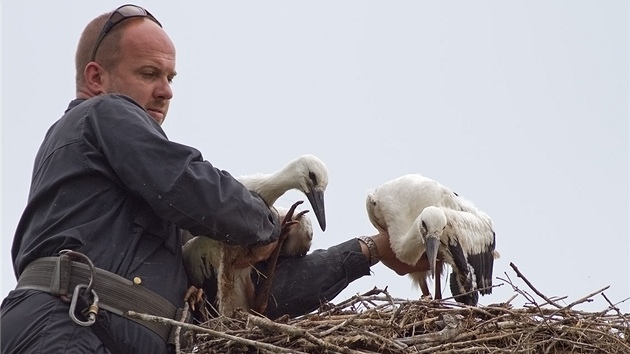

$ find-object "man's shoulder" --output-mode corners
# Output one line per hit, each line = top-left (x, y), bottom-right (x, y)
(60, 94), (153, 133)
(87, 94), (144, 112)
(68, 94), (150, 125)
(65, 94), (143, 116)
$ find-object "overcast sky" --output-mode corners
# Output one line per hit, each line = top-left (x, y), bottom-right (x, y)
(2, 1), (629, 313)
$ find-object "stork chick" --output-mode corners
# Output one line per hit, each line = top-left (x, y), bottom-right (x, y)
(395, 212), (446, 299)
(419, 205), (498, 305)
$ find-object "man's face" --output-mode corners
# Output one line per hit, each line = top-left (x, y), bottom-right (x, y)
(103, 20), (176, 125)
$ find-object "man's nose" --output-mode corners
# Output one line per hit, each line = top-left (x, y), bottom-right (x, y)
(155, 77), (173, 100)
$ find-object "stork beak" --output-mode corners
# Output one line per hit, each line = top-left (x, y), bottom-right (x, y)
(305, 190), (326, 231)
(424, 236), (440, 278)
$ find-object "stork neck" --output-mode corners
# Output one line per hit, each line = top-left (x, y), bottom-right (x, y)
(400, 216), (425, 251)
(237, 168), (299, 206)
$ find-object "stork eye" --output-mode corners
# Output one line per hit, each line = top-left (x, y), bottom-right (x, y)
(422, 220), (427, 230)
(308, 171), (317, 184)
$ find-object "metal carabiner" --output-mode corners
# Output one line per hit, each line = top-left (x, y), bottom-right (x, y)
(69, 283), (100, 326)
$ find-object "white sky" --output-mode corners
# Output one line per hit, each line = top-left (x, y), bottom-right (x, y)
(2, 1), (629, 313)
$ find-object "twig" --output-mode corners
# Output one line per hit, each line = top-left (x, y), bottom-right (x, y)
(318, 312), (360, 336)
(357, 327), (408, 350)
(600, 292), (627, 318)
(509, 262), (562, 309)
(503, 293), (518, 306)
(559, 285), (609, 311)
(316, 287), (386, 317)
(174, 303), (189, 354)
(497, 274), (539, 311)
(537, 295), (568, 307)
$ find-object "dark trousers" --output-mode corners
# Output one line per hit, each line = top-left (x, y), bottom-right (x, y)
(1, 289), (167, 354)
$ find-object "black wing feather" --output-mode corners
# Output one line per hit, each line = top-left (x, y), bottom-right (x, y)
(467, 231), (496, 295)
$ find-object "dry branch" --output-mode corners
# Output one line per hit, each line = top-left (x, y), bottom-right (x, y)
(509, 262), (562, 309)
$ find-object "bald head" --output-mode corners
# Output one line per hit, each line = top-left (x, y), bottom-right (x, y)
(76, 8), (176, 125)
(74, 7), (174, 93)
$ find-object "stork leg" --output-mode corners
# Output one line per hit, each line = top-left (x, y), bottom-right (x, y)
(217, 247), (253, 316)
(419, 277), (431, 298)
(408, 271), (432, 300)
(252, 200), (302, 315)
(434, 260), (443, 300)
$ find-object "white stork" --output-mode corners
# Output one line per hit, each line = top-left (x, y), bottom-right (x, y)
(182, 154), (328, 315)
(366, 174), (497, 306)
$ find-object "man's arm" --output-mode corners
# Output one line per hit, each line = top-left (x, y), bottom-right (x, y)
(256, 238), (370, 319)
(90, 95), (280, 247)
(256, 232), (432, 319)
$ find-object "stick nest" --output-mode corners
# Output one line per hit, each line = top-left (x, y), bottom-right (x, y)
(165, 263), (630, 353)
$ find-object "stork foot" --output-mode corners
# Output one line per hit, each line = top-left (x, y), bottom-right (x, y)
(419, 294), (433, 302)
(184, 285), (204, 311)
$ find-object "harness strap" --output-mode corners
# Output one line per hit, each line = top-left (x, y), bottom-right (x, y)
(16, 256), (180, 344)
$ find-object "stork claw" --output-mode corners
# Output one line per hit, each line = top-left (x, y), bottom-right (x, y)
(293, 210), (310, 220)
(281, 200), (304, 224)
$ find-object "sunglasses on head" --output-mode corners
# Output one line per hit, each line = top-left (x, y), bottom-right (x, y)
(90, 4), (162, 62)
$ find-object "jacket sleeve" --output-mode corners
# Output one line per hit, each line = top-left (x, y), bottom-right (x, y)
(87, 94), (279, 247)
(255, 239), (371, 319)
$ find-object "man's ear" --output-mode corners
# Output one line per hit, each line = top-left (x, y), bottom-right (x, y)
(83, 62), (108, 95)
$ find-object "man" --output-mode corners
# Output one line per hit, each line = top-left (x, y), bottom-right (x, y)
(1, 5), (430, 354)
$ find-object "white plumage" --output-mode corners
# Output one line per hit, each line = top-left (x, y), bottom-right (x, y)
(366, 174), (498, 305)
(182, 154), (328, 315)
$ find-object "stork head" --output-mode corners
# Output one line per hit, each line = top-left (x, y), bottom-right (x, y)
(287, 155), (328, 231)
(419, 206), (447, 278)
